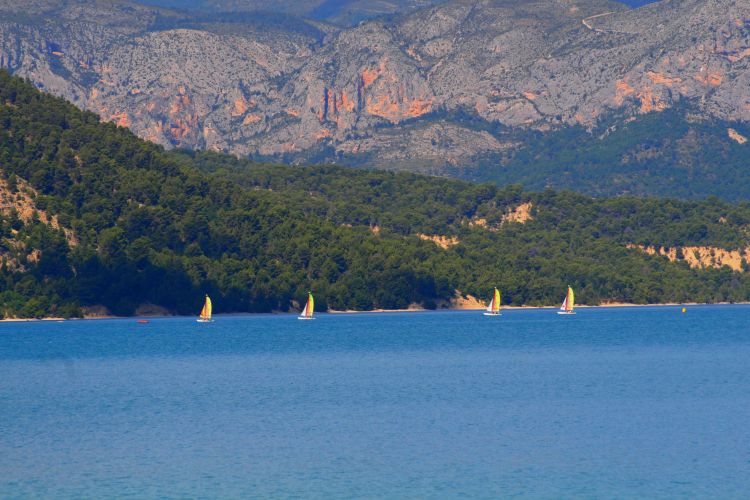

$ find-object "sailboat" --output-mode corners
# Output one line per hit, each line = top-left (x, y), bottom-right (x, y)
(483, 288), (502, 316)
(197, 294), (213, 322)
(557, 286), (575, 315)
(298, 292), (315, 320)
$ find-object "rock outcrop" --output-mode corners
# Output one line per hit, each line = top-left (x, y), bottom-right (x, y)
(0, 174), (77, 270)
(627, 243), (750, 272)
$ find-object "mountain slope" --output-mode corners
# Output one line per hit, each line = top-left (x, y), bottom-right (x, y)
(480, 106), (750, 200)
(1, 0), (748, 198)
(4, 70), (750, 318)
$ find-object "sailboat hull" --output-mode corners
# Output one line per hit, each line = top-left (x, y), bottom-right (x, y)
(297, 316), (315, 320)
(483, 312), (501, 316)
(557, 311), (575, 315)
(196, 318), (213, 323)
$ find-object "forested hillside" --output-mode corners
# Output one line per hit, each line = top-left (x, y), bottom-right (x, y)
(3, 70), (750, 318)
(470, 106), (750, 201)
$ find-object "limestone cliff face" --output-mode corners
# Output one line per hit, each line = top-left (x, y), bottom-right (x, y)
(628, 244), (750, 272)
(1, 0), (748, 168)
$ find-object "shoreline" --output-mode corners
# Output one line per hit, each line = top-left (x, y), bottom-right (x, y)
(327, 302), (723, 314)
(2, 301), (749, 322)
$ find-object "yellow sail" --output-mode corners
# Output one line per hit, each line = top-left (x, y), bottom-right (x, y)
(199, 295), (212, 320)
(485, 288), (501, 315)
(558, 286), (575, 315)
(299, 292), (314, 319)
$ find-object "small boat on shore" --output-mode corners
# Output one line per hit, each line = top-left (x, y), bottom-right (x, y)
(298, 292), (315, 320)
(197, 294), (213, 323)
(483, 288), (502, 316)
(557, 286), (576, 315)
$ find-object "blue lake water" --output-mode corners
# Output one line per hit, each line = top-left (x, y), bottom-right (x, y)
(1, 306), (750, 498)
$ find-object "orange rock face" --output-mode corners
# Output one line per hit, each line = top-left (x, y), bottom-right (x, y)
(636, 87), (667, 113)
(242, 113), (261, 125)
(365, 94), (433, 122)
(614, 80), (636, 106)
(727, 128), (748, 144)
(338, 91), (355, 113)
(110, 111), (131, 128)
(318, 88), (357, 124)
(614, 78), (669, 113)
(646, 71), (682, 86)
(365, 94), (398, 119)
(232, 97), (248, 117)
(169, 118), (192, 141)
(362, 64), (382, 88)
(694, 71), (723, 86)
(406, 98), (433, 118)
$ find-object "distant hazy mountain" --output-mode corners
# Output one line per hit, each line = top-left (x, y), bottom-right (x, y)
(138, 0), (660, 23)
(619, 0), (658, 5)
(1, 0), (748, 198)
(135, 0), (445, 25)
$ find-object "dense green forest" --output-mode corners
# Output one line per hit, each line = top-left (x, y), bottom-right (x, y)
(476, 105), (750, 200)
(3, 69), (750, 318)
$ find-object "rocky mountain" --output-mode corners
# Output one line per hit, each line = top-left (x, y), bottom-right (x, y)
(1, 0), (748, 195)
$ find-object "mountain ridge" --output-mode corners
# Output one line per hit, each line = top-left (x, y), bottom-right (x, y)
(135, 0), (661, 24)
(0, 0), (748, 197)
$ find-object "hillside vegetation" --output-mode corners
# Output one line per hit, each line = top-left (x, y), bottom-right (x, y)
(472, 106), (750, 201)
(3, 70), (750, 318)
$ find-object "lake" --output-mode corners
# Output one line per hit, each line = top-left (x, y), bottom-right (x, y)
(2, 306), (750, 497)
